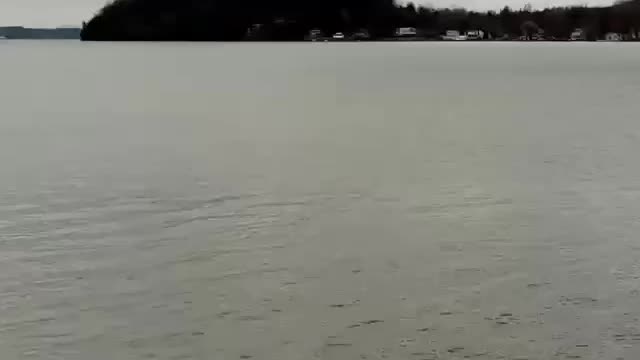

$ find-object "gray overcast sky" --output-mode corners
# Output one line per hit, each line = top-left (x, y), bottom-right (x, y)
(0, 0), (615, 28)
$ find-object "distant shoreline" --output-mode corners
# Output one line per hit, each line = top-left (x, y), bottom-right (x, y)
(74, 39), (640, 43)
(80, 0), (640, 42)
(0, 26), (80, 40)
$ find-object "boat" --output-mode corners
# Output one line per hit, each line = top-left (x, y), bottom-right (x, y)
(332, 32), (345, 40)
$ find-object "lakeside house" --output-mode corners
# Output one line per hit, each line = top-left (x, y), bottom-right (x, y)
(395, 27), (417, 37)
(466, 30), (484, 40)
(305, 28), (369, 41)
(298, 25), (633, 42)
(246, 24), (264, 39)
(570, 28), (586, 40)
(442, 30), (465, 40)
(604, 32), (622, 41)
(353, 29), (370, 40)
(309, 28), (323, 41)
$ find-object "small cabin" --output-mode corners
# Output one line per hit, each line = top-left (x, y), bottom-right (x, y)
(245, 24), (264, 39)
(570, 28), (586, 41)
(442, 30), (462, 40)
(395, 27), (417, 37)
(309, 29), (323, 40)
(466, 30), (484, 40)
(604, 32), (621, 41)
(353, 29), (370, 40)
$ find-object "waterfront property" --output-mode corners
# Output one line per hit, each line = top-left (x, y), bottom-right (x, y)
(570, 28), (586, 40)
(442, 30), (465, 40)
(466, 30), (484, 40)
(604, 32), (622, 41)
(395, 27), (417, 37)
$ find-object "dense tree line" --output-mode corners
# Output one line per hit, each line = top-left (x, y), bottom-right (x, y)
(391, 0), (640, 40)
(81, 0), (640, 41)
(81, 0), (396, 40)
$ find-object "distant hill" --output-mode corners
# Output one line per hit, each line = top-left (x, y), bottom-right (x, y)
(0, 27), (81, 39)
(80, 0), (640, 41)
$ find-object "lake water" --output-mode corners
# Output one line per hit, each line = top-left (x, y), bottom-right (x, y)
(2, 41), (640, 359)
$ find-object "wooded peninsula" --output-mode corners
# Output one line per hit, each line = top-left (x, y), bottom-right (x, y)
(81, 0), (640, 41)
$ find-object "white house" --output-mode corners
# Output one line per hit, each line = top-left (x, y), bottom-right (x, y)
(466, 30), (484, 40)
(442, 30), (466, 40)
(570, 28), (586, 41)
(395, 27), (417, 37)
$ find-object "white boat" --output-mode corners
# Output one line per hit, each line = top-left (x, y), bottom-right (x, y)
(332, 32), (345, 40)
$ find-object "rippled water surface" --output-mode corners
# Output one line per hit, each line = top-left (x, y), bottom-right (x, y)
(2, 41), (640, 359)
